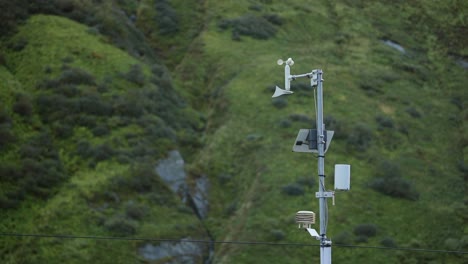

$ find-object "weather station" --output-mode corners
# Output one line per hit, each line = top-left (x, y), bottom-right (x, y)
(273, 58), (351, 264)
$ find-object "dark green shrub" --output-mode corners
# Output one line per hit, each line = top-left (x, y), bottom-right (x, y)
(219, 14), (278, 40)
(381, 237), (397, 247)
(0, 195), (20, 209)
(76, 141), (114, 162)
(353, 223), (377, 237)
(19, 145), (42, 159)
(291, 82), (313, 93)
(370, 160), (419, 200)
(97, 80), (110, 93)
(375, 159), (401, 179)
(281, 183), (305, 196)
(0, 162), (20, 182)
(130, 142), (157, 158)
(155, 0), (179, 35)
(58, 67), (96, 85)
(218, 19), (232, 30)
(457, 160), (468, 176)
(151, 63), (165, 77)
(92, 124), (109, 136)
(450, 96), (463, 110)
(124, 64), (145, 86)
(355, 235), (368, 243)
(116, 154), (131, 164)
(139, 117), (176, 141)
(289, 113), (314, 124)
(233, 15), (276, 39)
(224, 201), (238, 216)
(0, 52), (5, 66)
(444, 238), (460, 251)
(231, 30), (242, 41)
(398, 125), (409, 136)
(263, 14), (283, 25)
(44, 65), (52, 74)
(324, 115), (345, 139)
(376, 115), (394, 130)
(13, 93), (33, 116)
(0, 108), (11, 124)
(278, 119), (291, 128)
(61, 56), (74, 64)
(370, 176), (419, 200)
(249, 4), (262, 11)
(270, 229), (286, 241)
(128, 165), (160, 193)
(148, 192), (176, 207)
(246, 133), (263, 141)
(18, 157), (65, 200)
(75, 140), (92, 158)
(346, 122), (373, 152)
(31, 159), (65, 187)
(77, 94), (112, 116)
(35, 94), (79, 122)
(405, 107), (421, 118)
(20, 132), (58, 159)
(104, 215), (137, 236)
(272, 97), (288, 109)
(113, 95), (144, 117)
(296, 177), (315, 188)
(217, 173), (232, 185)
(91, 144), (114, 162)
(0, 1), (28, 36)
(333, 231), (352, 244)
(8, 38), (28, 52)
(125, 202), (147, 220)
(55, 84), (81, 98)
(359, 76), (384, 96)
(0, 124), (15, 147)
(37, 78), (60, 90)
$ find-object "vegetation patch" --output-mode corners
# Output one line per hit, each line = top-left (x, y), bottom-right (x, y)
(369, 159), (419, 201)
(218, 14), (281, 40)
(155, 0), (179, 35)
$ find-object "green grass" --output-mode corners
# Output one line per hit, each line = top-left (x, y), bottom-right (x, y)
(0, 14), (207, 263)
(0, 1), (467, 263)
(190, 0), (466, 263)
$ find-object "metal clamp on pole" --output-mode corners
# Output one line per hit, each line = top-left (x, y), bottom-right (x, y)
(315, 192), (334, 198)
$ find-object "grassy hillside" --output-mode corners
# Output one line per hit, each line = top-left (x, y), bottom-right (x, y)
(0, 14), (207, 263)
(0, 0), (466, 263)
(181, 0), (467, 263)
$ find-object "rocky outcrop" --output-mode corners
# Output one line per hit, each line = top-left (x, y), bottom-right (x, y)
(138, 150), (213, 263)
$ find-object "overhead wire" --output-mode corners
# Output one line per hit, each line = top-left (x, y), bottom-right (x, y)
(0, 232), (466, 255)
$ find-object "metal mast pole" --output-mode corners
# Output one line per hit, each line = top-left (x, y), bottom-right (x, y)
(315, 70), (331, 264)
(273, 60), (340, 264)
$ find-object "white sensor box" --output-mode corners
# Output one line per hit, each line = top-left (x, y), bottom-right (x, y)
(334, 164), (350, 191)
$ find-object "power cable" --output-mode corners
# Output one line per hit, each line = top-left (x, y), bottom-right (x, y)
(0, 232), (466, 255)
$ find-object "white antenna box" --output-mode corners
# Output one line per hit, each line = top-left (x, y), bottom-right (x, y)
(334, 164), (350, 191)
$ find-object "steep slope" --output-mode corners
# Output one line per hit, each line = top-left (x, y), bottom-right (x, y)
(178, 0), (467, 263)
(0, 14), (208, 263)
(0, 0), (466, 264)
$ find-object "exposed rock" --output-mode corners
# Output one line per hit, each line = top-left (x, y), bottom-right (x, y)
(139, 238), (205, 263)
(382, 39), (405, 54)
(190, 176), (210, 219)
(456, 58), (468, 69)
(153, 150), (213, 263)
(155, 150), (210, 220)
(155, 150), (188, 199)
